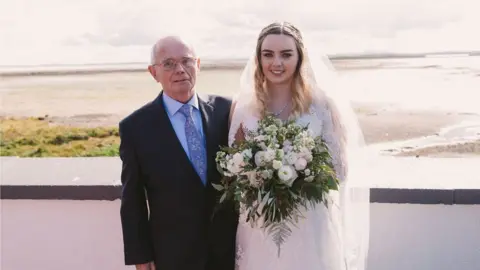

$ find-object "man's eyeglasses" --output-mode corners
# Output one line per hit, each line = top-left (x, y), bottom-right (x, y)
(154, 57), (197, 71)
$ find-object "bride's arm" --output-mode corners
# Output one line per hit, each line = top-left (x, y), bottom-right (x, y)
(228, 100), (246, 144)
(320, 98), (348, 182)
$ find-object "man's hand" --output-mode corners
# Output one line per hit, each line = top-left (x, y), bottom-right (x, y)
(135, 262), (155, 270)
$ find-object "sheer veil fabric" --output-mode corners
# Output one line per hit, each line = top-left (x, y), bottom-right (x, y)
(228, 32), (371, 270)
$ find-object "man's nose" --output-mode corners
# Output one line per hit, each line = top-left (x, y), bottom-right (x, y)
(174, 63), (186, 73)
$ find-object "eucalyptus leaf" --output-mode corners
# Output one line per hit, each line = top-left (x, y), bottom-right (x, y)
(261, 191), (271, 206)
(328, 177), (339, 190)
(219, 192), (227, 203)
(212, 183), (224, 191)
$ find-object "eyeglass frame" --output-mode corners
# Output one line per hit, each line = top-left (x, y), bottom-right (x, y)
(152, 56), (198, 71)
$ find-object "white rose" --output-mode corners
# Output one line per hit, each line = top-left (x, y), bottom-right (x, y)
(254, 151), (266, 167)
(259, 142), (267, 150)
(278, 165), (293, 181)
(294, 158), (307, 171)
(292, 168), (298, 181)
(226, 160), (241, 174)
(277, 165), (297, 187)
(264, 148), (276, 162)
(232, 153), (244, 167)
(272, 160), (283, 170)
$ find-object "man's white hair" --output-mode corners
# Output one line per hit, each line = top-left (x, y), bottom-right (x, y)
(149, 36), (197, 65)
(150, 43), (159, 65)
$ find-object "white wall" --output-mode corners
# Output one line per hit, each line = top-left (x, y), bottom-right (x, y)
(1, 200), (129, 270)
(367, 203), (480, 270)
(1, 200), (479, 270)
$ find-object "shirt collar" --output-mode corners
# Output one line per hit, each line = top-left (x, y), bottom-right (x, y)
(162, 91), (199, 117)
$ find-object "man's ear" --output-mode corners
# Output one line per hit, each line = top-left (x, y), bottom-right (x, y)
(148, 65), (159, 82)
(196, 58), (201, 70)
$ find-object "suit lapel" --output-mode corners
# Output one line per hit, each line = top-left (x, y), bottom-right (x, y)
(152, 92), (206, 188)
(198, 94), (216, 187)
(153, 93), (191, 162)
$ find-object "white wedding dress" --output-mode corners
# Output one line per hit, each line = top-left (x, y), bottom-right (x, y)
(230, 101), (348, 270)
(228, 36), (370, 270)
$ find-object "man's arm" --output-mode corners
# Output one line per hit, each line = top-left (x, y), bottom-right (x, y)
(207, 98), (239, 270)
(119, 120), (154, 266)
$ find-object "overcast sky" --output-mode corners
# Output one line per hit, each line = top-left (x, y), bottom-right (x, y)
(1, 0), (478, 65)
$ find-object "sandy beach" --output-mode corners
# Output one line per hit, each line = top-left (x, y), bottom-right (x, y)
(1, 66), (480, 158)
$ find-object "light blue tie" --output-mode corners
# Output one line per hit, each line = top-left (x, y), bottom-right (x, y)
(178, 104), (207, 185)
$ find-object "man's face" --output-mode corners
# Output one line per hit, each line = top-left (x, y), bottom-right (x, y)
(149, 39), (200, 99)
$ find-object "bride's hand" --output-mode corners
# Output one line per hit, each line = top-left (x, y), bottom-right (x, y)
(229, 100), (246, 144)
(135, 262), (155, 270)
(234, 124), (246, 144)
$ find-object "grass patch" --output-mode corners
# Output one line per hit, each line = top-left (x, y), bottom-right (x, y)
(0, 117), (120, 157)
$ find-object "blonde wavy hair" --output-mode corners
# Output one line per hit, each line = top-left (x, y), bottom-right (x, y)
(253, 22), (313, 117)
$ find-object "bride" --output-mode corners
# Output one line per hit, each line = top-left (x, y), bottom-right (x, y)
(228, 22), (371, 270)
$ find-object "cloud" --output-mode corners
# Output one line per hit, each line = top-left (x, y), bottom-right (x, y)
(0, 0), (477, 65)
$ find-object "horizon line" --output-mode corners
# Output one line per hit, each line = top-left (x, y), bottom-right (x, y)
(1, 50), (478, 69)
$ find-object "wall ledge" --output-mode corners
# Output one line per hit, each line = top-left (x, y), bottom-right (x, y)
(1, 156), (479, 204)
(1, 185), (479, 204)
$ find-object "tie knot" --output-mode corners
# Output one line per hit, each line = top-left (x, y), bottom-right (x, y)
(178, 104), (193, 118)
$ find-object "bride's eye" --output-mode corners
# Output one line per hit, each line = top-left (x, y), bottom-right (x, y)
(282, 53), (292, 58)
(262, 53), (273, 58)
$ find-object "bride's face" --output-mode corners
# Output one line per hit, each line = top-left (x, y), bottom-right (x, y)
(260, 34), (299, 87)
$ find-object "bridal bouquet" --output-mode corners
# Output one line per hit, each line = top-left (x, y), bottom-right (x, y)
(213, 115), (340, 255)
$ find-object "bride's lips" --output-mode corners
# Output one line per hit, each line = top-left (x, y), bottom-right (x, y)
(270, 70), (284, 75)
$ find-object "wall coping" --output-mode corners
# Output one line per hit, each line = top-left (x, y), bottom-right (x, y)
(2, 185), (479, 204)
(1, 157), (479, 204)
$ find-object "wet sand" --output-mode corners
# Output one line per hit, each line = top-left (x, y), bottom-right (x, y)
(1, 69), (479, 157)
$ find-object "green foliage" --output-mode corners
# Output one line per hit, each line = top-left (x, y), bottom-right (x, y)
(214, 115), (340, 255)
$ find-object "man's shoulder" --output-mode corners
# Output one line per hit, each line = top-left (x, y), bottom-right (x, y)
(201, 93), (232, 110)
(119, 99), (158, 130)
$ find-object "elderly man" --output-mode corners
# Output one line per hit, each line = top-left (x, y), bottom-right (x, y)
(119, 36), (238, 270)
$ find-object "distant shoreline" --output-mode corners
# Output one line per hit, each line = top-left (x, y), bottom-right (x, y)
(0, 65), (241, 77)
(1, 53), (478, 78)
